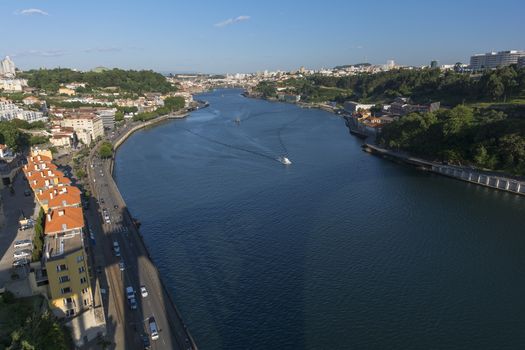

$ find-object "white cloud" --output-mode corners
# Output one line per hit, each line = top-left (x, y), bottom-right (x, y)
(17, 8), (49, 16)
(13, 50), (66, 58)
(83, 47), (123, 53)
(215, 15), (250, 28)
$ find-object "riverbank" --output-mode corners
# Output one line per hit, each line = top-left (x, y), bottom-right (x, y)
(363, 143), (525, 196)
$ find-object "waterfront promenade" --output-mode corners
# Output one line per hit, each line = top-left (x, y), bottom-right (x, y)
(362, 143), (525, 196)
(86, 112), (196, 349)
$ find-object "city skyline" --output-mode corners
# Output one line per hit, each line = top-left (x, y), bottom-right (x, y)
(1, 0), (524, 73)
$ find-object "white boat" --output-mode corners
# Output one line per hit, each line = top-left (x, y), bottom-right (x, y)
(279, 156), (292, 165)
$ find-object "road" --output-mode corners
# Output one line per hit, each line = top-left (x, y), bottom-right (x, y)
(86, 120), (195, 350)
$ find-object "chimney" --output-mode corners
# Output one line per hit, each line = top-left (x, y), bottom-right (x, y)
(50, 192), (53, 199)
(47, 213), (52, 222)
(58, 210), (65, 216)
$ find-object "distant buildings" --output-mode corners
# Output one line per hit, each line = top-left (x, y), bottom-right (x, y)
(389, 97), (440, 116)
(343, 101), (375, 114)
(470, 50), (525, 70)
(0, 56), (28, 92)
(55, 109), (104, 145)
(0, 98), (47, 123)
(430, 60), (439, 68)
(96, 109), (116, 130)
(518, 56), (525, 69)
(0, 56), (16, 78)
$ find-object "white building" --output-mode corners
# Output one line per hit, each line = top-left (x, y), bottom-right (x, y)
(0, 78), (27, 92)
(61, 114), (104, 145)
(343, 101), (375, 114)
(0, 56), (16, 78)
(0, 99), (47, 123)
(96, 109), (116, 129)
(470, 50), (525, 70)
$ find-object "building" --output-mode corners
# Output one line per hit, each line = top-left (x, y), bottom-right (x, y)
(343, 101), (375, 114)
(390, 97), (440, 116)
(58, 87), (76, 96)
(97, 109), (116, 129)
(0, 99), (47, 123)
(518, 56), (525, 69)
(470, 50), (525, 70)
(61, 113), (104, 145)
(30, 147), (54, 160)
(23, 96), (41, 106)
(0, 144), (13, 158)
(0, 56), (16, 78)
(430, 60), (439, 69)
(36, 185), (82, 212)
(0, 78), (27, 92)
(44, 230), (92, 318)
(50, 126), (76, 148)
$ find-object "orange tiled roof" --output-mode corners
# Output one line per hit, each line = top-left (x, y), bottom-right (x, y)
(36, 185), (81, 209)
(45, 207), (84, 235)
(27, 155), (52, 163)
(26, 169), (65, 183)
(29, 175), (71, 191)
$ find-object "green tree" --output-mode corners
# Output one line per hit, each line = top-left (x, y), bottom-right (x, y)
(99, 141), (113, 158)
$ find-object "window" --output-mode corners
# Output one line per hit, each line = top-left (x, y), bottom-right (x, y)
(77, 255), (84, 263)
(81, 288), (89, 294)
(83, 299), (89, 306)
(79, 266), (85, 273)
(63, 297), (73, 306)
(60, 287), (72, 294)
(80, 277), (87, 284)
(65, 309), (75, 317)
(56, 264), (67, 272)
(59, 275), (70, 283)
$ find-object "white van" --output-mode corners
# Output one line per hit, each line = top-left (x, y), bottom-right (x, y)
(149, 317), (159, 340)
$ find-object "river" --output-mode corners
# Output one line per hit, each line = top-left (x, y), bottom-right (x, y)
(114, 88), (525, 349)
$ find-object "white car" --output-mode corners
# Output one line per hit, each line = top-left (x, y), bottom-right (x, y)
(13, 249), (32, 259)
(140, 285), (148, 298)
(14, 239), (32, 249)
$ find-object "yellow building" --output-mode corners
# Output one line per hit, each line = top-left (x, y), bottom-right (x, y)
(45, 232), (92, 318)
(30, 146), (53, 160)
(58, 87), (76, 96)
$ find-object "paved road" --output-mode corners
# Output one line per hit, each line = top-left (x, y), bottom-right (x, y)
(86, 122), (195, 350)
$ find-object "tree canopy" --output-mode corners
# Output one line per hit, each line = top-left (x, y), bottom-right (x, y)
(378, 105), (525, 175)
(20, 68), (177, 94)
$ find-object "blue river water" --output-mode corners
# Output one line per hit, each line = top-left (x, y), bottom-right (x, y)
(115, 89), (525, 349)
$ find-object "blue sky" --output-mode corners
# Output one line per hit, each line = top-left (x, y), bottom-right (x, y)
(1, 0), (524, 73)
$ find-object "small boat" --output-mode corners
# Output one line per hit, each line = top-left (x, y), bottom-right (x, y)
(278, 156), (292, 165)
(234, 117), (241, 124)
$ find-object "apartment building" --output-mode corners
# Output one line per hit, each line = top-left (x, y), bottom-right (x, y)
(43, 206), (91, 317)
(61, 113), (104, 145)
(470, 50), (525, 70)
(36, 185), (82, 212)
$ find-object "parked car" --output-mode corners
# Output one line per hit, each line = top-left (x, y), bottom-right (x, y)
(113, 241), (120, 256)
(129, 297), (137, 310)
(14, 239), (32, 249)
(24, 189), (31, 196)
(141, 333), (151, 349)
(149, 317), (159, 340)
(140, 285), (148, 298)
(13, 249), (32, 259)
(13, 258), (29, 267)
(119, 260), (125, 271)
